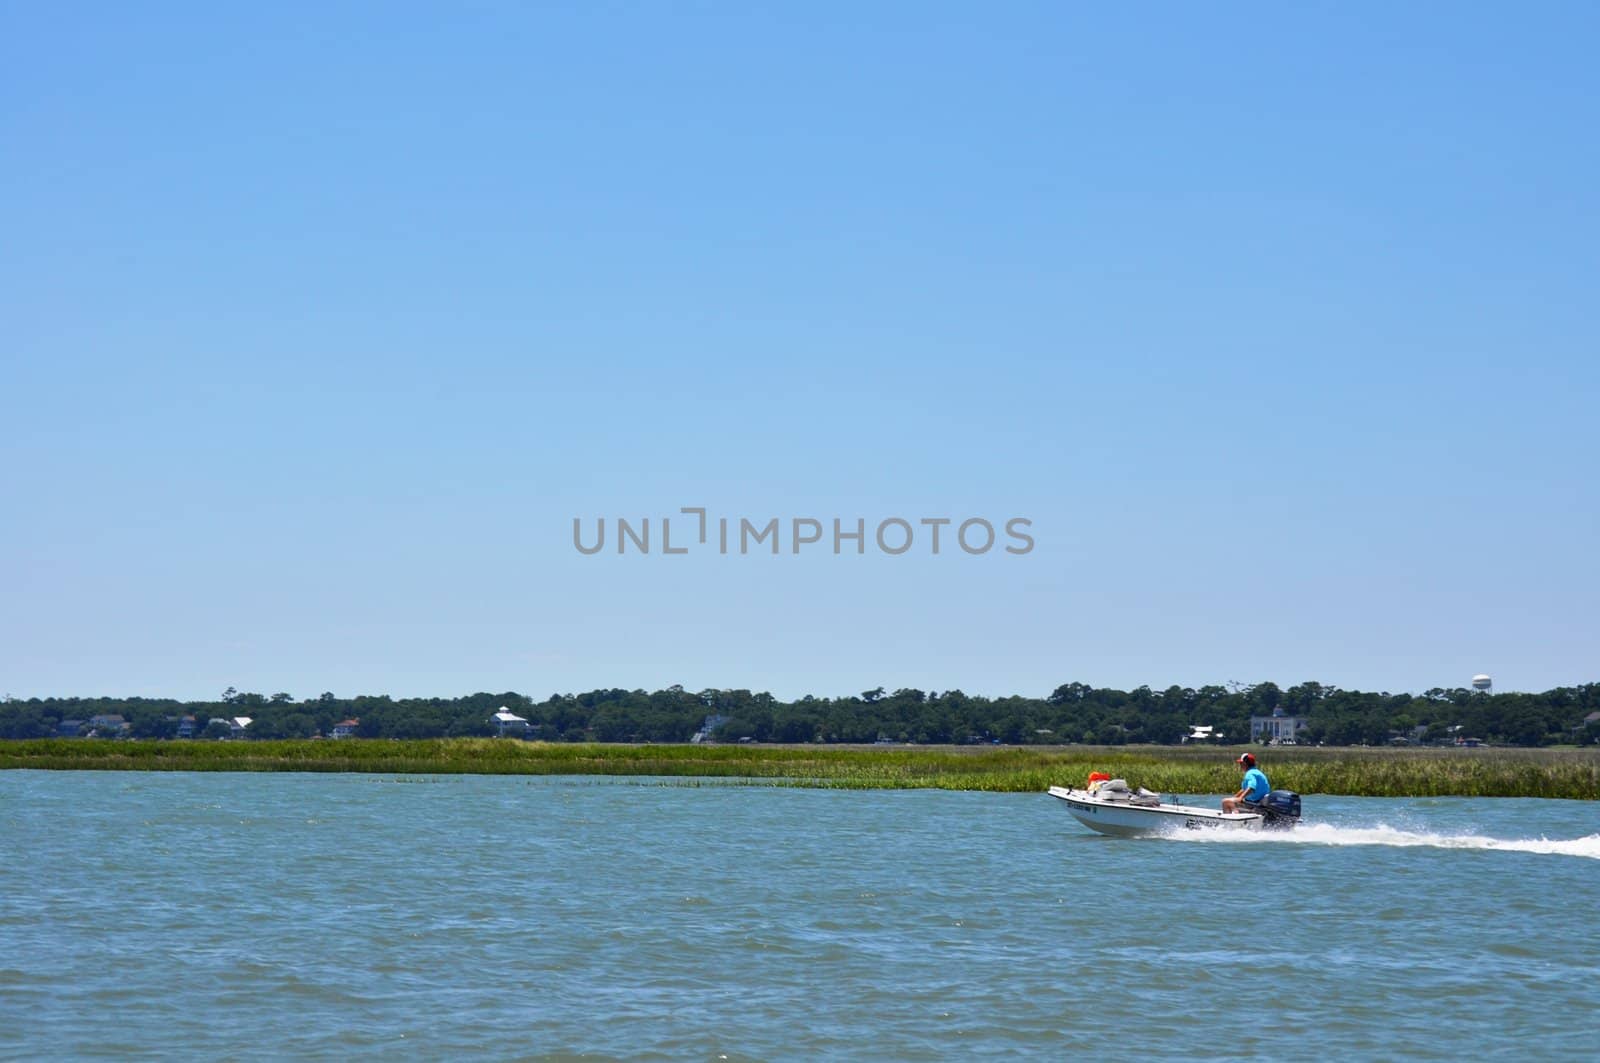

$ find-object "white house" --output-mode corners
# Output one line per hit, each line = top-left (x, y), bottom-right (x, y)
(1182, 725), (1222, 743)
(228, 716), (253, 738)
(691, 714), (728, 743)
(87, 714), (131, 737)
(1250, 713), (1308, 744)
(491, 707), (529, 737)
(330, 718), (360, 738)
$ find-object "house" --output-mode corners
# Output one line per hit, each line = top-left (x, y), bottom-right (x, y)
(176, 715), (197, 739)
(227, 716), (253, 738)
(330, 718), (360, 739)
(1250, 711), (1308, 745)
(691, 714), (728, 743)
(1182, 725), (1222, 743)
(88, 714), (131, 738)
(58, 719), (86, 737)
(491, 707), (528, 737)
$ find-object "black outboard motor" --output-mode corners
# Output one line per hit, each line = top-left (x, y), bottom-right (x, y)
(1258, 789), (1302, 829)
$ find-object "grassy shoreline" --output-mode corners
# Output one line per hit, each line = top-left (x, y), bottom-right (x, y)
(2, 739), (1597, 798)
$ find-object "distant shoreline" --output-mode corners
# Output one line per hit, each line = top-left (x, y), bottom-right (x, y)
(2, 740), (1595, 799)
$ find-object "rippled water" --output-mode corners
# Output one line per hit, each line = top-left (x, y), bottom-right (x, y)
(2, 771), (1596, 1060)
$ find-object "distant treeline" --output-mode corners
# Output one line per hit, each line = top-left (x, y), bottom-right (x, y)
(3, 681), (1599, 747)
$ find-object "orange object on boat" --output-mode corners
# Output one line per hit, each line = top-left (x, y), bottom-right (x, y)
(1087, 771), (1110, 785)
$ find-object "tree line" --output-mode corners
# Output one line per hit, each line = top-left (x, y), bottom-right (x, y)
(3, 681), (1598, 746)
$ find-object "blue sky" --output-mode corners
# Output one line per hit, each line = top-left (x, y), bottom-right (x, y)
(4, 2), (1596, 701)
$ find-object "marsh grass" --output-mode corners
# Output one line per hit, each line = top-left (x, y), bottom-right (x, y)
(1, 739), (1594, 798)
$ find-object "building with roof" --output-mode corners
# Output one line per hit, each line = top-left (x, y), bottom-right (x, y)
(88, 714), (131, 738)
(1250, 710), (1308, 745)
(691, 714), (728, 743)
(491, 707), (529, 737)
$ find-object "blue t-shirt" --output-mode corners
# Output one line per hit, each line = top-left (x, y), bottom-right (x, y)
(1241, 767), (1270, 801)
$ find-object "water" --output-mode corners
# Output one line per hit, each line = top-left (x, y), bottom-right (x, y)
(2, 772), (1596, 1061)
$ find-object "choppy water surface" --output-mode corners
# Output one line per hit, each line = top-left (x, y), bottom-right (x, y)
(2, 772), (1596, 1061)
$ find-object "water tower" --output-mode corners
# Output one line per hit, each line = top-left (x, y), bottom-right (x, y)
(1471, 674), (1492, 694)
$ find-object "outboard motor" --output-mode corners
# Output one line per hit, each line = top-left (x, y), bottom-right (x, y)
(1258, 789), (1302, 829)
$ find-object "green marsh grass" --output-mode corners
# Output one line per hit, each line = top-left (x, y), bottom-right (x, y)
(1, 740), (1595, 798)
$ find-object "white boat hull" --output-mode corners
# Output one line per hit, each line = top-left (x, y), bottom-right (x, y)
(1047, 786), (1264, 837)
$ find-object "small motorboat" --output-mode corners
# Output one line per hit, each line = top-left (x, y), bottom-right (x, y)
(1048, 778), (1302, 837)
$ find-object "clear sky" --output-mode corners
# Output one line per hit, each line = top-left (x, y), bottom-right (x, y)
(4, 2), (1596, 702)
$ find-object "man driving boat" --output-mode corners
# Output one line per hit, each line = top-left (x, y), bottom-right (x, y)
(1223, 752), (1270, 813)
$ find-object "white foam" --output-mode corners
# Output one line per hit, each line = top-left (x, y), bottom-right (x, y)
(1173, 822), (1600, 860)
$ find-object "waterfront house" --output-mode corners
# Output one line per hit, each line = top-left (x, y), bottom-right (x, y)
(691, 714), (728, 743)
(491, 707), (528, 737)
(1250, 711), (1308, 744)
(58, 719), (86, 737)
(88, 714), (132, 738)
(176, 715), (197, 738)
(1182, 725), (1222, 743)
(331, 718), (360, 739)
(227, 716), (253, 738)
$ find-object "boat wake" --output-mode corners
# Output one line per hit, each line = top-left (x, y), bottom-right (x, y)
(1174, 822), (1600, 859)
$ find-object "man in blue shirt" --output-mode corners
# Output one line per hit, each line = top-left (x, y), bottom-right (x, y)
(1223, 753), (1270, 813)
